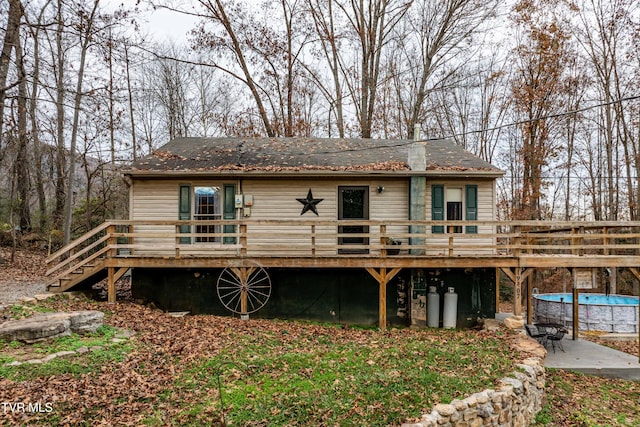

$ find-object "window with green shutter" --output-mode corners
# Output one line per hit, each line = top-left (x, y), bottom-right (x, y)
(178, 184), (191, 243)
(431, 184), (444, 234)
(465, 185), (478, 234)
(223, 184), (236, 244)
(432, 184), (478, 234)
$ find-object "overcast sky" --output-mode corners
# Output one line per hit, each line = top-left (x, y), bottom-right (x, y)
(145, 6), (197, 43)
(103, 1), (198, 44)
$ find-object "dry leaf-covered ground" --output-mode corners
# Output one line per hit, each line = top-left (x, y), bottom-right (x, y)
(0, 297), (527, 426)
(0, 248), (48, 305)
(0, 248), (638, 426)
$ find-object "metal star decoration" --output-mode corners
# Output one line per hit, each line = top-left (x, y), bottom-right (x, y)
(297, 189), (323, 216)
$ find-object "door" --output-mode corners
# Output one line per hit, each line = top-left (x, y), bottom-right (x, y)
(338, 186), (369, 254)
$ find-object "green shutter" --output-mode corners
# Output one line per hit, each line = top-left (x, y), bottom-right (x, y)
(465, 185), (478, 234)
(431, 185), (444, 234)
(223, 184), (236, 244)
(179, 184), (191, 244)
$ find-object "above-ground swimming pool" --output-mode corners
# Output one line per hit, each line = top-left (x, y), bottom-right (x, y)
(533, 293), (639, 333)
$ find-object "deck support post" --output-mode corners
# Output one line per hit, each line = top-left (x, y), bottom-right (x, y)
(572, 287), (579, 340)
(107, 267), (115, 303)
(515, 268), (523, 317)
(107, 267), (129, 304)
(230, 267), (256, 319)
(366, 267), (402, 330)
(499, 267), (533, 318)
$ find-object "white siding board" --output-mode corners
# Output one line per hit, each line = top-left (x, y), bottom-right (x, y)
(242, 178), (408, 255)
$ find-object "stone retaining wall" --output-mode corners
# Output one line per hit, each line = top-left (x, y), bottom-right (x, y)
(402, 355), (545, 427)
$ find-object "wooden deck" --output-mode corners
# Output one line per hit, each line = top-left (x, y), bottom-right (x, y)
(46, 220), (640, 328)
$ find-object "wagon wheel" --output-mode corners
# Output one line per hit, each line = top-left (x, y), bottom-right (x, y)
(216, 263), (271, 316)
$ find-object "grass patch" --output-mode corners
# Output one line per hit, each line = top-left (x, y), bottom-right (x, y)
(161, 327), (516, 426)
(0, 325), (132, 380)
(31, 325), (119, 353)
(6, 302), (53, 319)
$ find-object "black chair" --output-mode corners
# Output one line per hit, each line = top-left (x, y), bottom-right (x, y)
(524, 324), (547, 347)
(546, 327), (566, 353)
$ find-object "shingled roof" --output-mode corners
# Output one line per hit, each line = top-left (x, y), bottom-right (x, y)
(126, 137), (503, 176)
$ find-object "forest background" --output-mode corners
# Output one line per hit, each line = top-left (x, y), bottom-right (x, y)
(0, 0), (639, 249)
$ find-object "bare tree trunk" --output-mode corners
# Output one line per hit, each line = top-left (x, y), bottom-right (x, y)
(63, 0), (101, 244)
(53, 0), (66, 230)
(108, 29), (116, 164)
(0, 0), (23, 151)
(399, 0), (499, 139)
(195, 0), (277, 137)
(307, 0), (345, 137)
(125, 44), (137, 160)
(346, 0), (410, 138)
(26, 1), (51, 231)
(15, 31), (31, 231)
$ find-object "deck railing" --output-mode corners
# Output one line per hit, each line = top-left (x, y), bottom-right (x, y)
(45, 220), (640, 282)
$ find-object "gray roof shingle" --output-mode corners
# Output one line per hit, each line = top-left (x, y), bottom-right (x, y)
(127, 137), (502, 175)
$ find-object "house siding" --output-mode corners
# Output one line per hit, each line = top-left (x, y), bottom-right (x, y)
(425, 179), (496, 255)
(129, 176), (496, 256)
(129, 177), (409, 256)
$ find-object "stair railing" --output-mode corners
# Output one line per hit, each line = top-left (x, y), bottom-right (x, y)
(45, 222), (113, 286)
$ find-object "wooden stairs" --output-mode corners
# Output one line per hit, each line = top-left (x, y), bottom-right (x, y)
(46, 223), (125, 293)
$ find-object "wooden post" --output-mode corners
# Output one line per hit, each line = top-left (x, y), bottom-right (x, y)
(578, 226), (585, 256)
(240, 224), (247, 256)
(175, 224), (180, 258)
(366, 267), (402, 330)
(380, 268), (387, 327)
(128, 224), (134, 256)
(514, 268), (522, 317)
(571, 227), (578, 255)
(513, 226), (521, 257)
(380, 224), (387, 257)
(107, 224), (117, 258)
(107, 267), (116, 304)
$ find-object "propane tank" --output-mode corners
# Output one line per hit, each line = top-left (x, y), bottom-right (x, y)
(427, 286), (440, 328)
(443, 287), (458, 329)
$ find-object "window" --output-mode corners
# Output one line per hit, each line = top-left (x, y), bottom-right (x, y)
(432, 184), (478, 234)
(179, 184), (236, 244)
(446, 188), (463, 233)
(194, 187), (221, 242)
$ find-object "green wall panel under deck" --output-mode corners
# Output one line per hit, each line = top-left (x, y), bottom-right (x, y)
(131, 268), (408, 326)
(131, 267), (493, 328)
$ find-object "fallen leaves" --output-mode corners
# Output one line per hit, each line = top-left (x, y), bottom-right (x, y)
(543, 370), (640, 427)
(0, 295), (524, 426)
(0, 248), (47, 285)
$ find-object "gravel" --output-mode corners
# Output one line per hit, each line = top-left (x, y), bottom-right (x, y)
(0, 281), (49, 305)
